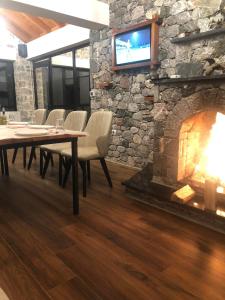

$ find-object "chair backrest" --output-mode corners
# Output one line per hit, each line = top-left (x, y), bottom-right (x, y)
(79, 110), (113, 157)
(64, 111), (87, 131)
(33, 109), (47, 125)
(45, 109), (65, 126)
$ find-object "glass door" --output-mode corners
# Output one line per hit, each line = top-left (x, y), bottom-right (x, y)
(51, 51), (75, 109)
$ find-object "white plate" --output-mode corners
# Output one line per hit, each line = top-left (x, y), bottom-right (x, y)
(7, 125), (27, 129)
(15, 129), (48, 136)
(8, 121), (28, 125)
(28, 125), (55, 129)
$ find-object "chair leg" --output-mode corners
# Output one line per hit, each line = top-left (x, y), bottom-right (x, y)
(28, 146), (35, 170)
(50, 154), (54, 166)
(23, 147), (26, 168)
(42, 152), (51, 179)
(99, 158), (112, 187)
(43, 151), (47, 160)
(59, 155), (63, 186)
(79, 161), (87, 197)
(3, 148), (9, 176)
(12, 147), (18, 164)
(33, 149), (37, 160)
(0, 148), (4, 175)
(87, 160), (91, 184)
(62, 158), (71, 188)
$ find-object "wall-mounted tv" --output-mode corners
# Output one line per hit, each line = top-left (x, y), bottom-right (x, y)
(112, 18), (159, 71)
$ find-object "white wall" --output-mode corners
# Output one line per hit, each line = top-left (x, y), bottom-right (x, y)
(0, 45), (16, 60)
(0, 19), (19, 60)
(27, 25), (90, 60)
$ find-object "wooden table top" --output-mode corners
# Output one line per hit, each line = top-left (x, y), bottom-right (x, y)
(0, 126), (87, 146)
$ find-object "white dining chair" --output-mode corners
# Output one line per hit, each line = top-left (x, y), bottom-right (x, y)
(60, 110), (113, 197)
(40, 110), (88, 183)
(12, 108), (47, 167)
(27, 109), (66, 170)
(33, 108), (47, 125)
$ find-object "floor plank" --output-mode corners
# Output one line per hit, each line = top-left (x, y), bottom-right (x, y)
(0, 150), (223, 299)
(0, 237), (51, 300)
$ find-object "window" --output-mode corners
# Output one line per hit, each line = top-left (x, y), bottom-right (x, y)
(78, 69), (90, 106)
(33, 45), (90, 110)
(0, 60), (16, 110)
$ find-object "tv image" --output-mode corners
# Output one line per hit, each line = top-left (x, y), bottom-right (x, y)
(115, 26), (151, 66)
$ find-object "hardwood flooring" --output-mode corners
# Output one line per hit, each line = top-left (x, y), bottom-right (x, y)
(0, 150), (224, 300)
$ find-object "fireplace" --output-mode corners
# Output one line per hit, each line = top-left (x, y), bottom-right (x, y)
(153, 88), (225, 185)
(151, 85), (225, 217)
(124, 84), (225, 232)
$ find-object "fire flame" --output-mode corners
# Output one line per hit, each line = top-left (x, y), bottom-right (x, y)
(204, 112), (225, 184)
(195, 112), (225, 186)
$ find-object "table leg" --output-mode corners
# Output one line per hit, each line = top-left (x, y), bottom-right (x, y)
(3, 148), (9, 176)
(0, 148), (4, 175)
(23, 147), (26, 168)
(71, 138), (79, 214)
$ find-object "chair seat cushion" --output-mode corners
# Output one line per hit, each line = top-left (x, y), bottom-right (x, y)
(62, 146), (100, 160)
(40, 142), (70, 153)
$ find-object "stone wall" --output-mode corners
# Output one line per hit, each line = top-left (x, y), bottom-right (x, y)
(90, 0), (225, 169)
(35, 67), (49, 109)
(14, 56), (35, 121)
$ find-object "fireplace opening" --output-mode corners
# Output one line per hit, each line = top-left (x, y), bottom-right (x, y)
(176, 110), (225, 216)
(178, 110), (217, 185)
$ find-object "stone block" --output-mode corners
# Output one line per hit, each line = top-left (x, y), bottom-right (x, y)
(142, 88), (154, 97)
(133, 134), (142, 144)
(171, 1), (188, 15)
(132, 6), (144, 20)
(122, 130), (133, 140)
(166, 25), (180, 38)
(188, 0), (221, 10)
(117, 146), (126, 153)
(133, 112), (143, 121)
(133, 94), (145, 103)
(122, 140), (129, 148)
(128, 103), (138, 112)
(130, 127), (139, 134)
(131, 83), (141, 94)
(136, 74), (146, 83)
(120, 76), (130, 90)
(176, 63), (203, 77)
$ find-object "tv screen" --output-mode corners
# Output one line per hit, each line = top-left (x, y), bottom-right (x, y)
(115, 26), (151, 66)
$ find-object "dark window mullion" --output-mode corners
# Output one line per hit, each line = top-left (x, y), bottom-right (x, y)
(73, 49), (80, 108)
(48, 58), (53, 109)
(62, 68), (66, 108)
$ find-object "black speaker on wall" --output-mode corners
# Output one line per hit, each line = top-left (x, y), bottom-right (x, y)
(18, 44), (28, 58)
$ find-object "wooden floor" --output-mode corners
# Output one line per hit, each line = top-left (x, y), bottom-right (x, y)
(0, 150), (224, 300)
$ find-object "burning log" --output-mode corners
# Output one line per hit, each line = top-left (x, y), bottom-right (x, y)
(171, 185), (196, 204)
(204, 178), (217, 211)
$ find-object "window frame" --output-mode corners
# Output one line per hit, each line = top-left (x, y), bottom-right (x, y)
(0, 59), (17, 111)
(32, 43), (90, 110)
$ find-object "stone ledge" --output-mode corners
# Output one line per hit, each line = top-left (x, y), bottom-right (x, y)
(152, 74), (225, 85)
(171, 28), (225, 44)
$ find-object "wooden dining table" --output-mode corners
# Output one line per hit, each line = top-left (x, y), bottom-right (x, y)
(0, 126), (87, 214)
